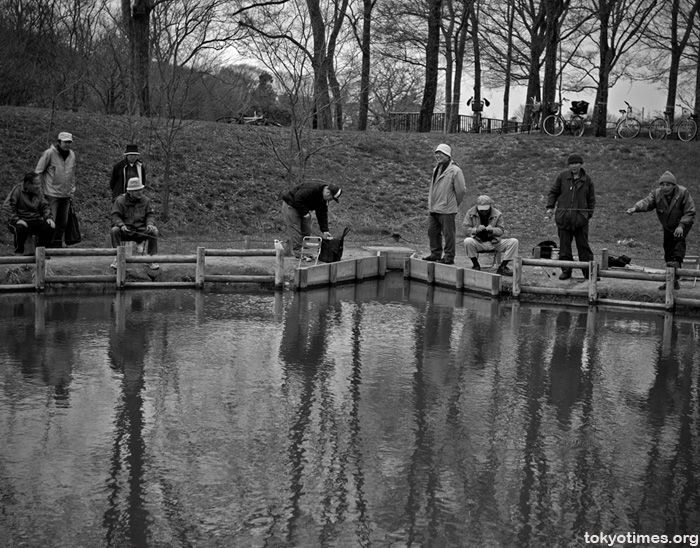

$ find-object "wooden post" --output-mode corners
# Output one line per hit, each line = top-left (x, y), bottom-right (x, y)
(274, 245), (285, 287)
(512, 257), (522, 297)
(35, 246), (46, 291)
(427, 262), (435, 285)
(601, 249), (609, 270)
(195, 247), (206, 289)
(455, 268), (464, 290)
(378, 255), (387, 277)
(533, 246), (541, 259)
(665, 267), (675, 310)
(330, 263), (338, 285)
(117, 246), (127, 289)
(588, 261), (598, 304)
(176, 237), (182, 254)
(404, 257), (412, 278)
(244, 236), (251, 249)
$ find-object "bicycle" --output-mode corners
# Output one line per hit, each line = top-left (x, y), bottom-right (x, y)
(523, 97), (542, 133)
(542, 99), (587, 137)
(614, 101), (641, 139)
(648, 106), (698, 141)
(467, 96), (490, 133)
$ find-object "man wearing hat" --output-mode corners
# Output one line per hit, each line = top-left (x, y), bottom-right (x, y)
(279, 181), (341, 259)
(423, 143), (466, 265)
(110, 177), (159, 270)
(462, 195), (519, 276)
(110, 144), (147, 201)
(626, 171), (696, 290)
(546, 152), (595, 280)
(2, 173), (56, 254)
(34, 131), (76, 247)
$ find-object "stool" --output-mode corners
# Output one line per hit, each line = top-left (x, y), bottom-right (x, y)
(298, 236), (322, 267)
(478, 249), (502, 269)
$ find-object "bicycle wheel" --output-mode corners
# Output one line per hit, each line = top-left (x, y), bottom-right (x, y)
(616, 118), (641, 139)
(570, 115), (585, 137)
(542, 114), (564, 136)
(648, 118), (668, 140)
(677, 118), (697, 142)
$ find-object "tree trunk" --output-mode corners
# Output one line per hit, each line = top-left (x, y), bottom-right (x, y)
(357, 0), (373, 131)
(449, 19), (469, 133)
(502, 0), (515, 130)
(418, 0), (443, 133)
(122, 0), (152, 116)
(162, 150), (171, 222)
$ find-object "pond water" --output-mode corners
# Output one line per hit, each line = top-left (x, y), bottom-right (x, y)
(1, 274), (699, 548)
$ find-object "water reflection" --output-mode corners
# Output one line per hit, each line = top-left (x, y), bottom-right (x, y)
(0, 279), (698, 548)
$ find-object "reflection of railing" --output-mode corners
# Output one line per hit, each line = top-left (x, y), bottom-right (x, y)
(0, 244), (285, 292)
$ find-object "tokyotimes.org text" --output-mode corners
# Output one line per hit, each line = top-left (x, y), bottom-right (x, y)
(584, 532), (699, 546)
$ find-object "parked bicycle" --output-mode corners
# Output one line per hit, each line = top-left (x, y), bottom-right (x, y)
(648, 106), (698, 141)
(467, 96), (490, 133)
(615, 101), (641, 139)
(524, 97), (542, 133)
(542, 99), (587, 137)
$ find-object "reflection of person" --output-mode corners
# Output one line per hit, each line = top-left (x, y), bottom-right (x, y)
(34, 131), (76, 248)
(280, 181), (342, 259)
(626, 171), (695, 290)
(110, 144), (146, 201)
(462, 195), (519, 276)
(110, 177), (159, 270)
(546, 152), (595, 280)
(2, 172), (55, 254)
(423, 143), (466, 265)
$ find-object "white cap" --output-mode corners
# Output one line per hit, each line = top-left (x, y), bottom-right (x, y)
(126, 177), (144, 191)
(435, 143), (452, 157)
(58, 132), (73, 142)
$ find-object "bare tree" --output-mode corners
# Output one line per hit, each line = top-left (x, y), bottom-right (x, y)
(418, 0), (442, 132)
(348, 0), (378, 130)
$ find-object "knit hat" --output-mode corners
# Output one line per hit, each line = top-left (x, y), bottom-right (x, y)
(58, 132), (73, 142)
(567, 152), (583, 164)
(476, 195), (492, 211)
(327, 185), (342, 202)
(126, 177), (144, 191)
(435, 143), (452, 157)
(659, 171), (677, 185)
(124, 144), (140, 155)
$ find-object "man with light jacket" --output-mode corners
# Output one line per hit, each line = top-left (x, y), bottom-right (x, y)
(626, 170), (695, 290)
(546, 152), (595, 280)
(35, 131), (76, 248)
(423, 143), (466, 265)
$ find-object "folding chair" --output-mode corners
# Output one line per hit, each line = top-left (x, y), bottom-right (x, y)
(477, 249), (501, 269)
(298, 236), (323, 267)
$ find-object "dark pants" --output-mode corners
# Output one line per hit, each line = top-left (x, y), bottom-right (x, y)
(8, 219), (55, 253)
(428, 212), (457, 261)
(110, 227), (158, 255)
(46, 196), (71, 248)
(663, 227), (688, 265)
(558, 224), (593, 275)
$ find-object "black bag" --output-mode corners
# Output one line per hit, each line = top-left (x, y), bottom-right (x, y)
(64, 202), (81, 246)
(319, 227), (350, 263)
(533, 240), (558, 259)
(609, 254), (632, 268)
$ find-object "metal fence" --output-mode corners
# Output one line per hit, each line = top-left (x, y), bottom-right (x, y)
(386, 112), (521, 133)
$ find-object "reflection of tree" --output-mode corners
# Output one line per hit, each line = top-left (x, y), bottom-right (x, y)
(548, 312), (586, 427)
(103, 293), (152, 548)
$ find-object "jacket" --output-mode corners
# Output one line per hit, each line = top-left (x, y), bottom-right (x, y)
(111, 193), (155, 232)
(280, 182), (331, 232)
(546, 168), (595, 229)
(110, 159), (146, 200)
(633, 185), (696, 231)
(2, 183), (53, 225)
(35, 145), (76, 198)
(429, 161), (466, 214)
(462, 206), (507, 242)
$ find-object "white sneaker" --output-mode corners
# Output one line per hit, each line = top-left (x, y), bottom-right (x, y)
(148, 263), (160, 270)
(110, 261), (118, 269)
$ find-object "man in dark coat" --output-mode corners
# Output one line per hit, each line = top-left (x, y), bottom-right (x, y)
(626, 170), (696, 290)
(2, 173), (55, 254)
(546, 152), (596, 280)
(280, 182), (342, 259)
(110, 144), (146, 201)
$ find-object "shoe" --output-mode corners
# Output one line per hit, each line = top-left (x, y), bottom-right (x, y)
(422, 255), (439, 261)
(496, 265), (513, 276)
(559, 270), (572, 280)
(110, 261), (118, 269)
(437, 258), (454, 265)
(666, 261), (681, 269)
(148, 263), (160, 270)
(659, 281), (680, 290)
(472, 263), (481, 271)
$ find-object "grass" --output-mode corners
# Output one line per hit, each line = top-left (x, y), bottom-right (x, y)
(1, 105), (699, 268)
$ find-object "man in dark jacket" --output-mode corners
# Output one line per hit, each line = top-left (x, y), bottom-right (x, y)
(626, 170), (696, 290)
(110, 144), (146, 201)
(546, 152), (596, 280)
(110, 177), (159, 270)
(280, 182), (342, 258)
(2, 172), (55, 254)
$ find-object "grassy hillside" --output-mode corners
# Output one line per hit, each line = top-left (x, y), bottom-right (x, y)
(1, 105), (699, 268)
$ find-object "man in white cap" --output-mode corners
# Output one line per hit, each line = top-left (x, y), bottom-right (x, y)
(110, 177), (159, 270)
(34, 131), (76, 247)
(423, 143), (466, 265)
(626, 170), (696, 290)
(462, 195), (519, 276)
(110, 144), (147, 201)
